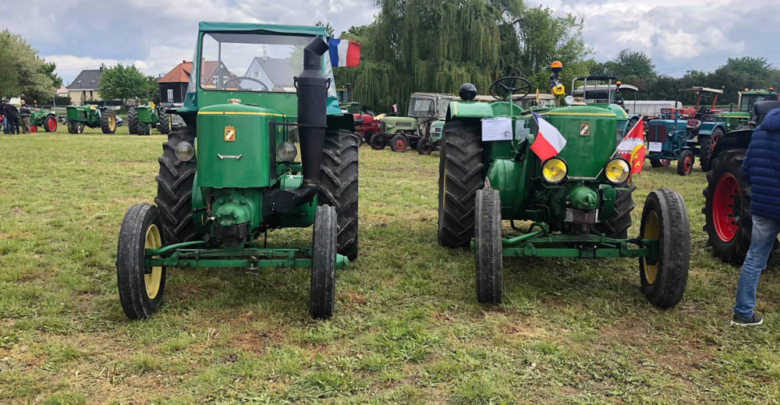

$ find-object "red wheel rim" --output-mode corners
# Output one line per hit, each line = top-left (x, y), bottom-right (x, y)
(395, 139), (405, 150)
(684, 155), (692, 173)
(713, 172), (739, 242)
(47, 117), (56, 132)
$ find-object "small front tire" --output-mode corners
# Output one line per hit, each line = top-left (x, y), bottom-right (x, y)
(639, 188), (690, 308)
(310, 205), (337, 319)
(117, 203), (167, 320)
(390, 134), (409, 152)
(677, 150), (694, 176)
(475, 188), (503, 304)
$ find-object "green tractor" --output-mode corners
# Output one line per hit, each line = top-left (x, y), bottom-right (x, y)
(66, 104), (118, 134)
(116, 22), (359, 320)
(372, 92), (458, 153)
(438, 63), (690, 308)
(29, 108), (58, 132)
(127, 103), (171, 135)
(716, 88), (777, 131)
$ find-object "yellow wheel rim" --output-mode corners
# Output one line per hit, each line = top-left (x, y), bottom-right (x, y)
(108, 115), (116, 132)
(144, 224), (163, 299)
(642, 210), (660, 284)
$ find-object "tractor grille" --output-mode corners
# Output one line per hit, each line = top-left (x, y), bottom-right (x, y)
(647, 124), (667, 143)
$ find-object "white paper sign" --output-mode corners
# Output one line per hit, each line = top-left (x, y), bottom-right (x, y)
(648, 142), (663, 152)
(481, 117), (513, 142)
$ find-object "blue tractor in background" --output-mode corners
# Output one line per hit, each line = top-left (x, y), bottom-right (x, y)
(645, 87), (727, 175)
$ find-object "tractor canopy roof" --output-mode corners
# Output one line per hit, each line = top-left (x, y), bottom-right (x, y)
(683, 86), (723, 95)
(198, 21), (327, 36)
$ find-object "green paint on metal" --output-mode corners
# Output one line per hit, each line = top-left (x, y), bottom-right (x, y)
(145, 246), (347, 269)
(568, 185), (599, 210)
(500, 234), (657, 259)
(542, 105), (617, 177)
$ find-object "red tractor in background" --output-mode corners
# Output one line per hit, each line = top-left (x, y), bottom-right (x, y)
(352, 111), (380, 145)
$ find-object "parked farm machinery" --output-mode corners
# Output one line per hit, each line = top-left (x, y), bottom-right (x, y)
(66, 104), (117, 134)
(437, 62), (690, 308)
(128, 103), (170, 135)
(116, 23), (359, 320)
(29, 108), (58, 132)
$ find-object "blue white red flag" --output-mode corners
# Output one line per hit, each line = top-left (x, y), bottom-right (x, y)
(328, 38), (361, 67)
(530, 112), (567, 161)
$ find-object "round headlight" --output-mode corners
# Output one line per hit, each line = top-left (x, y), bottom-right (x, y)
(276, 141), (297, 162)
(175, 141), (194, 162)
(605, 158), (630, 184)
(542, 158), (568, 184)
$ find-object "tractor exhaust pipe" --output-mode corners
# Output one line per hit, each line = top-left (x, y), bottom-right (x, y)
(296, 37), (330, 190)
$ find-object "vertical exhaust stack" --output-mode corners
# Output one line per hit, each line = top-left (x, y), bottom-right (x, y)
(295, 37), (330, 190)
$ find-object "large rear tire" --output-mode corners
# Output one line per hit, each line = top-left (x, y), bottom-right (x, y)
(310, 205), (336, 319)
(639, 188), (690, 308)
(154, 127), (201, 244)
(596, 185), (635, 238)
(475, 188), (502, 304)
(319, 130), (359, 261)
(370, 133), (387, 150)
(117, 203), (166, 320)
(157, 108), (170, 134)
(699, 127), (723, 172)
(702, 149), (752, 265)
(127, 106), (139, 135)
(100, 110), (117, 134)
(437, 119), (484, 248)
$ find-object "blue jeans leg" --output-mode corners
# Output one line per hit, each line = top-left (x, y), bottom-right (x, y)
(734, 215), (780, 318)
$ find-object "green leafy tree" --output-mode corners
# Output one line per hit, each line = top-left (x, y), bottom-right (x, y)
(0, 30), (57, 103)
(99, 64), (157, 104)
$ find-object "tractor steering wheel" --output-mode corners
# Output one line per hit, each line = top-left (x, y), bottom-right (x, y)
(489, 76), (532, 101)
(222, 76), (270, 91)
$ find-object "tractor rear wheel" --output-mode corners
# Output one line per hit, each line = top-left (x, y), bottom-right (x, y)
(639, 188), (690, 308)
(67, 120), (81, 134)
(127, 106), (139, 135)
(596, 185), (635, 238)
(319, 130), (359, 261)
(310, 205), (336, 319)
(702, 149), (752, 265)
(370, 133), (387, 150)
(438, 119), (484, 248)
(116, 203), (167, 319)
(475, 188), (503, 304)
(154, 127), (201, 244)
(390, 134), (408, 152)
(100, 110), (117, 134)
(677, 150), (694, 176)
(157, 109), (170, 134)
(44, 115), (57, 132)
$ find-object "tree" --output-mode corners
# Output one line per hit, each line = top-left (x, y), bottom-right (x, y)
(316, 21), (336, 38)
(0, 30), (57, 103)
(98, 64), (157, 104)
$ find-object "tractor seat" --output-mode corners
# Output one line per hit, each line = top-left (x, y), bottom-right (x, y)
(753, 100), (780, 126)
(686, 119), (702, 131)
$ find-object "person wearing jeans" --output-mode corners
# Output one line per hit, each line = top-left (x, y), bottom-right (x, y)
(732, 107), (780, 326)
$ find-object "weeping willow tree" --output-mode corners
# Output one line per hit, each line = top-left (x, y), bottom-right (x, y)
(335, 0), (588, 113)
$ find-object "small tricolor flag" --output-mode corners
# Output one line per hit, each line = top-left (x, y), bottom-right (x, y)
(530, 112), (567, 161)
(616, 117), (645, 174)
(328, 38), (361, 67)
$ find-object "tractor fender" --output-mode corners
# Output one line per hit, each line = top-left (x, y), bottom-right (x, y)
(696, 122), (723, 136)
(711, 128), (753, 161)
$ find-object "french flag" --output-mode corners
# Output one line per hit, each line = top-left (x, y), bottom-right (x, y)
(328, 38), (361, 67)
(530, 112), (567, 161)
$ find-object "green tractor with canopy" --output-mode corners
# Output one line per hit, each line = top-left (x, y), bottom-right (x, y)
(716, 88), (777, 131)
(437, 62), (690, 308)
(127, 102), (171, 135)
(66, 104), (118, 134)
(116, 22), (359, 320)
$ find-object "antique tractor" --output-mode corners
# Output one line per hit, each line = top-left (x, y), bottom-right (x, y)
(29, 108), (58, 132)
(128, 102), (170, 135)
(372, 92), (458, 153)
(438, 63), (690, 308)
(66, 104), (117, 134)
(716, 88), (777, 131)
(570, 76), (635, 140)
(116, 23), (359, 320)
(702, 99), (780, 264)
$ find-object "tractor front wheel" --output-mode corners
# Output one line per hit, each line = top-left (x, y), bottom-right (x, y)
(319, 130), (359, 261)
(155, 127), (201, 243)
(310, 205), (337, 319)
(67, 120), (83, 134)
(650, 158), (669, 168)
(639, 188), (690, 308)
(699, 128), (723, 171)
(101, 110), (117, 134)
(702, 149), (752, 264)
(475, 188), (502, 304)
(677, 150), (694, 176)
(117, 203), (166, 319)
(44, 115), (57, 132)
(390, 134), (408, 152)
(438, 119), (484, 248)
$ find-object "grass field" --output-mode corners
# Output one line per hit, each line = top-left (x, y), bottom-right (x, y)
(0, 128), (778, 404)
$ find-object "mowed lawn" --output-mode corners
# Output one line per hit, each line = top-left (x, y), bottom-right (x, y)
(0, 127), (778, 404)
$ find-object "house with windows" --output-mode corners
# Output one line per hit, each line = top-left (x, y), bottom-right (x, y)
(66, 68), (103, 105)
(158, 60), (192, 104)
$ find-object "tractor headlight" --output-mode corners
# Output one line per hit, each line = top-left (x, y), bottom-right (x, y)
(605, 158), (630, 184)
(175, 141), (195, 162)
(542, 158), (568, 184)
(276, 141), (298, 162)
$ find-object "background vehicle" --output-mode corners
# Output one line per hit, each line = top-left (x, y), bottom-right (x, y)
(716, 88), (777, 131)
(116, 23), (359, 320)
(438, 64), (690, 308)
(374, 92), (458, 153)
(65, 104), (117, 134)
(29, 108), (58, 132)
(128, 103), (171, 135)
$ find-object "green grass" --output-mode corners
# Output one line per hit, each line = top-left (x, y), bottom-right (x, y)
(0, 129), (778, 403)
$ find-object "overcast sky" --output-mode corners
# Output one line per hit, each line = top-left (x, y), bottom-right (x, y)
(2, 0), (779, 86)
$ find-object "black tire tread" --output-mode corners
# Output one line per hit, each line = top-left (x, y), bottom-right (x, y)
(100, 110), (116, 134)
(597, 185), (635, 238)
(475, 188), (503, 304)
(127, 106), (139, 135)
(154, 127), (200, 244)
(310, 205), (336, 319)
(319, 130), (359, 261)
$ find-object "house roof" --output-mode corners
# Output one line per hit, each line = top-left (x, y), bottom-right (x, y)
(67, 69), (102, 90)
(246, 57), (293, 87)
(158, 61), (193, 83)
